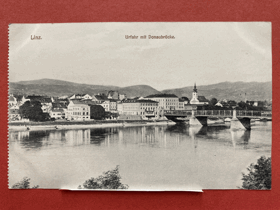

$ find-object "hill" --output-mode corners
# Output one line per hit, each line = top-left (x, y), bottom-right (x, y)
(118, 85), (161, 98)
(9, 79), (160, 98)
(161, 81), (272, 101)
(9, 79), (272, 101)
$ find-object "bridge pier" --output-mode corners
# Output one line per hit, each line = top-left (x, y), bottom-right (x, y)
(230, 110), (251, 130)
(189, 110), (208, 126)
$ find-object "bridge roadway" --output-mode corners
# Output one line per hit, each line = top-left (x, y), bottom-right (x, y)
(164, 110), (272, 129)
(164, 110), (272, 119)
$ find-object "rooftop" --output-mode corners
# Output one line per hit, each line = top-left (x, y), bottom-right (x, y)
(145, 94), (178, 98)
(27, 95), (52, 103)
(69, 100), (89, 105)
(94, 95), (109, 101)
(123, 99), (158, 103)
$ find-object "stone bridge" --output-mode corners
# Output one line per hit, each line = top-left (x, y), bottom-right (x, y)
(164, 110), (272, 130)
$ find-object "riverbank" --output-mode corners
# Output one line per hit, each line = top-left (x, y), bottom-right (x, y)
(9, 120), (176, 131)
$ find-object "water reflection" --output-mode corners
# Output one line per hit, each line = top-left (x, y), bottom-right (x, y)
(230, 130), (251, 149)
(9, 124), (258, 151)
(9, 123), (271, 190)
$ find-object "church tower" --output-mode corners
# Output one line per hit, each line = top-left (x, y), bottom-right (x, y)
(190, 83), (199, 104)
(192, 83), (197, 99)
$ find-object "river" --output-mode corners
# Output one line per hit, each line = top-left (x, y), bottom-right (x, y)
(8, 121), (271, 190)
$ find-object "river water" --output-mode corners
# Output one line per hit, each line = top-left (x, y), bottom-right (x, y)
(8, 121), (271, 190)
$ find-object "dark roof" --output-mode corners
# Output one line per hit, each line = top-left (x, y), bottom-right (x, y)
(181, 97), (189, 101)
(70, 100), (89, 105)
(85, 101), (99, 105)
(52, 103), (67, 109)
(54, 98), (68, 102)
(41, 98), (52, 103)
(94, 95), (108, 101)
(145, 94), (178, 98)
(123, 99), (158, 103)
(197, 96), (208, 102)
(27, 95), (52, 103)
(107, 90), (118, 96)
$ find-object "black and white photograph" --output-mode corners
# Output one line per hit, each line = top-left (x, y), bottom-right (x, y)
(8, 22), (272, 191)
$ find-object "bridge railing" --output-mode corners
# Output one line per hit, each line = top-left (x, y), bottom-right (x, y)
(164, 110), (191, 116)
(164, 110), (272, 117)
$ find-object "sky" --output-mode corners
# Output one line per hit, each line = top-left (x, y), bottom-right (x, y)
(9, 22), (272, 90)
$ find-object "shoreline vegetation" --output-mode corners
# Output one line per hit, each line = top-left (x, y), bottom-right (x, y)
(240, 156), (271, 190)
(12, 166), (128, 190)
(9, 119), (176, 131)
(11, 156), (271, 190)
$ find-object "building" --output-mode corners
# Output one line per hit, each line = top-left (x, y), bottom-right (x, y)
(14, 95), (30, 106)
(9, 95), (18, 109)
(107, 90), (119, 100)
(26, 95), (53, 113)
(119, 94), (126, 100)
(178, 99), (185, 110)
(50, 108), (65, 119)
(69, 94), (92, 100)
(9, 109), (21, 121)
(53, 98), (69, 105)
(109, 99), (118, 112)
(190, 83), (209, 105)
(177, 97), (190, 110)
(145, 94), (179, 110)
(247, 101), (265, 107)
(117, 101), (124, 114)
(122, 99), (159, 118)
(100, 100), (110, 112)
(215, 101), (223, 107)
(66, 100), (91, 120)
(92, 94), (109, 103)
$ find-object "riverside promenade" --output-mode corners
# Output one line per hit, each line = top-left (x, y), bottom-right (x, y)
(9, 119), (175, 131)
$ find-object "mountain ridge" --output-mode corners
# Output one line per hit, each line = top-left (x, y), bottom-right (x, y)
(9, 79), (272, 101)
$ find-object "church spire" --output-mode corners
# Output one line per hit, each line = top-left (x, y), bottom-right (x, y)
(193, 82), (197, 93)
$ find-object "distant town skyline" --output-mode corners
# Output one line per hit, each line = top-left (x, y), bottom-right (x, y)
(9, 22), (272, 90)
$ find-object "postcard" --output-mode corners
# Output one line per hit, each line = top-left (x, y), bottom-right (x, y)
(8, 22), (272, 190)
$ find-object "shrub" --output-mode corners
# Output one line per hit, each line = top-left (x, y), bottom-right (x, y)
(240, 156), (271, 190)
(78, 165), (128, 190)
(11, 177), (39, 189)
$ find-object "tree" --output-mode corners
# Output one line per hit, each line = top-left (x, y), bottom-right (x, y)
(210, 98), (218, 106)
(237, 101), (247, 110)
(90, 105), (106, 120)
(11, 177), (39, 189)
(78, 165), (128, 190)
(19, 101), (50, 121)
(240, 156), (271, 190)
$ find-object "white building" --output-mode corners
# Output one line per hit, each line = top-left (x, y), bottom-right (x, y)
(145, 94), (179, 110)
(50, 108), (65, 119)
(100, 100), (110, 112)
(66, 100), (91, 120)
